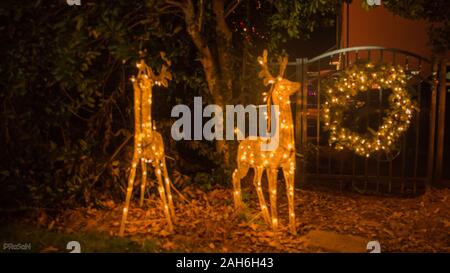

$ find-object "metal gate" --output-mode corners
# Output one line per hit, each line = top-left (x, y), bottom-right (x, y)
(284, 46), (440, 195)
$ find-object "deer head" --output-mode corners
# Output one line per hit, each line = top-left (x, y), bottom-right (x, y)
(257, 50), (300, 104)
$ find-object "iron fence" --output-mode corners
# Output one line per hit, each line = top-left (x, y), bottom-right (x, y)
(282, 46), (442, 195)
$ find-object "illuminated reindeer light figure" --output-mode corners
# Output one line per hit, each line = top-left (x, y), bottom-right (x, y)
(119, 54), (175, 236)
(232, 50), (300, 234)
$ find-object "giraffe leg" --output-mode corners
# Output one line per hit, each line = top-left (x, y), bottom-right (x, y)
(267, 168), (278, 230)
(139, 159), (148, 207)
(161, 159), (175, 221)
(232, 165), (249, 211)
(253, 167), (271, 224)
(119, 156), (139, 236)
(283, 168), (297, 235)
(154, 160), (173, 232)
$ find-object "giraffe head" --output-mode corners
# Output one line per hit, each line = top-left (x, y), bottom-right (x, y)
(132, 52), (172, 88)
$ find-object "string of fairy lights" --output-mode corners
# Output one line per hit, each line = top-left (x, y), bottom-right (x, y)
(116, 49), (417, 236)
(119, 55), (175, 237)
(232, 50), (298, 234)
(322, 62), (417, 158)
(230, 0), (267, 44)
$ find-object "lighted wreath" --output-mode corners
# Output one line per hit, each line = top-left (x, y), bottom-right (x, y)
(322, 62), (417, 157)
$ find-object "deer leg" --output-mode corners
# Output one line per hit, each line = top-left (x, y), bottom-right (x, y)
(253, 167), (270, 224)
(161, 159), (175, 221)
(232, 165), (248, 211)
(119, 155), (139, 236)
(267, 168), (278, 230)
(154, 160), (173, 232)
(139, 158), (148, 207)
(283, 168), (297, 235)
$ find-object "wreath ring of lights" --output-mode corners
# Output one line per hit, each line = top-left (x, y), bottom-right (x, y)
(322, 62), (416, 158)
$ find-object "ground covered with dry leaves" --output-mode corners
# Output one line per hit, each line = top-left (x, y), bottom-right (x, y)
(4, 185), (449, 253)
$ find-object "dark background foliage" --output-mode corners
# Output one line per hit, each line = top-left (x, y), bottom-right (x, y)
(0, 0), (334, 208)
(0, 0), (207, 207)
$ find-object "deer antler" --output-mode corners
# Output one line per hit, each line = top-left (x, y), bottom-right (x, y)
(277, 55), (288, 80)
(257, 50), (275, 86)
(155, 52), (172, 87)
(257, 50), (289, 86)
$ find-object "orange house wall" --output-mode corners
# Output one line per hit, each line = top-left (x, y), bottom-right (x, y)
(341, 1), (432, 59)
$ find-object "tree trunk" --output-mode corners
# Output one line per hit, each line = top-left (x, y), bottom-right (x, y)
(175, 0), (235, 169)
(211, 0), (234, 168)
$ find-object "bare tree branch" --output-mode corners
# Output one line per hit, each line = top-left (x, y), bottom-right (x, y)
(198, 0), (204, 33)
(175, 0), (217, 97)
(213, 0), (232, 43)
(225, 0), (243, 18)
(159, 5), (183, 14)
(165, 0), (187, 11)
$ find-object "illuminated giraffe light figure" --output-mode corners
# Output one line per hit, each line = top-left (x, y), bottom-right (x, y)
(232, 50), (300, 234)
(119, 54), (175, 236)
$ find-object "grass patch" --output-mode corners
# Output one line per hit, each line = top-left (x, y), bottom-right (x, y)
(0, 224), (158, 253)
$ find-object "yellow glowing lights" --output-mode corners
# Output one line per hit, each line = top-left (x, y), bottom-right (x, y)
(119, 53), (175, 237)
(322, 62), (417, 157)
(232, 50), (298, 234)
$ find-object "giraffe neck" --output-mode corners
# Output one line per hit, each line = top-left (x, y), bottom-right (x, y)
(140, 84), (153, 136)
(133, 79), (155, 149)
